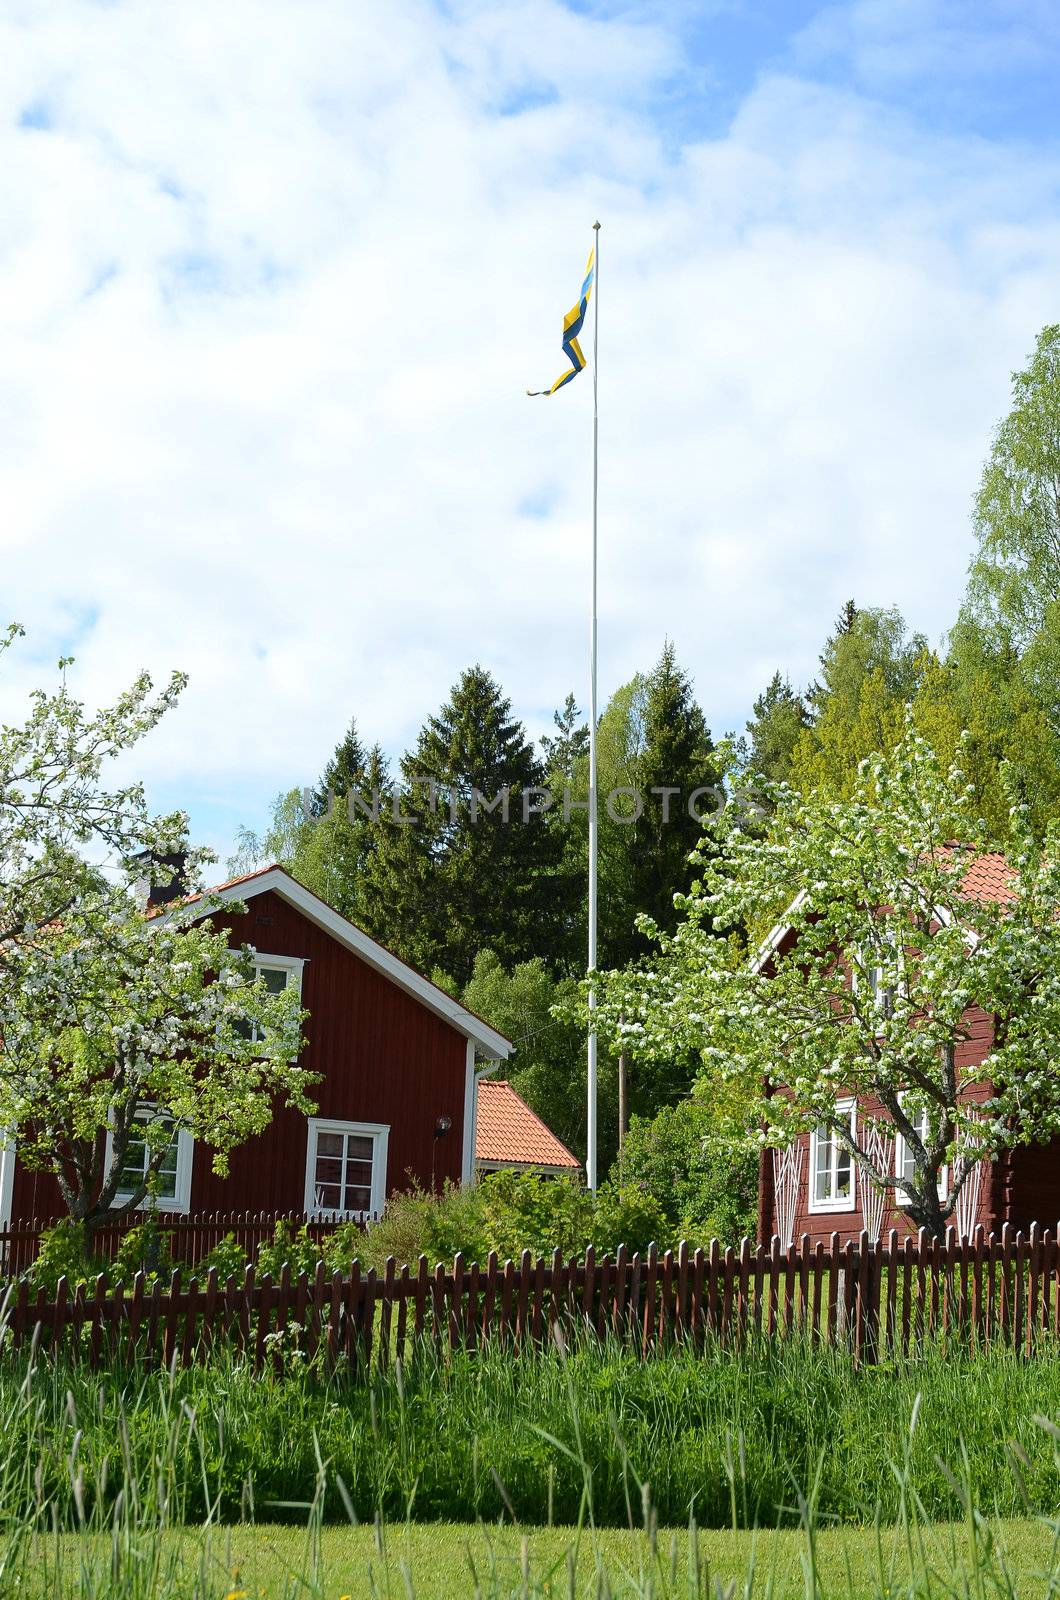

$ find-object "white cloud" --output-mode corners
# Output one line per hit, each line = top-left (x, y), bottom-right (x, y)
(1, 0), (1059, 858)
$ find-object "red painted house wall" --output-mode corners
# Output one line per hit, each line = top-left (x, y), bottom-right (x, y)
(7, 887), (470, 1223)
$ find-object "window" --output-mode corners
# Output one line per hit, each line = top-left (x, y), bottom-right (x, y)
(895, 1102), (948, 1201)
(105, 1109), (194, 1213)
(809, 1100), (856, 1213)
(854, 931), (900, 1017)
(235, 953), (305, 1044)
(304, 1118), (389, 1218)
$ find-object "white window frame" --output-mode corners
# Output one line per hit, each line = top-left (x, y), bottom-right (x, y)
(808, 1099), (857, 1214)
(246, 953), (305, 1046)
(304, 1117), (389, 1219)
(894, 1098), (949, 1203)
(104, 1107), (194, 1214)
(852, 930), (903, 1016)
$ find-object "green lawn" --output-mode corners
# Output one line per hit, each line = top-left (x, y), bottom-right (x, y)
(16, 1517), (1060, 1599)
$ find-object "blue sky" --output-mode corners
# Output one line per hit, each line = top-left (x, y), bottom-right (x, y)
(1, 0), (1059, 863)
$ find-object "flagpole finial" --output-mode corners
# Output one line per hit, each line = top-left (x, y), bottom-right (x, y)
(593, 220), (601, 230)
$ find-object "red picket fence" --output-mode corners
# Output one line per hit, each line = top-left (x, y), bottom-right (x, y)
(0, 1211), (367, 1279)
(3, 1223), (1060, 1370)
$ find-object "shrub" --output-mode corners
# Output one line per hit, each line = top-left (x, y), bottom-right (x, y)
(592, 1181), (670, 1255)
(477, 1169), (594, 1262)
(197, 1232), (249, 1284)
(322, 1219), (369, 1274)
(256, 1220), (322, 1281)
(360, 1179), (488, 1271)
(111, 1214), (173, 1286)
(619, 1099), (759, 1246)
(28, 1220), (104, 1293)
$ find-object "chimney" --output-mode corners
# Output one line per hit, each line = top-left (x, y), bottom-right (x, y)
(134, 849), (189, 911)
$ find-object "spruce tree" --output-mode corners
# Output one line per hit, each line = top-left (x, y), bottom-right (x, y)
(310, 718), (368, 817)
(623, 642), (721, 963)
(291, 741), (390, 921)
(743, 672), (810, 784)
(359, 667), (577, 985)
(541, 694), (589, 782)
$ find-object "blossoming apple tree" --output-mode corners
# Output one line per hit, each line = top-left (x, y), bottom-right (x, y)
(582, 722), (1060, 1240)
(0, 626), (316, 1233)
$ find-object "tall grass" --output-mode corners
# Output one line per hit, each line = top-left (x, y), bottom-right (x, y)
(3, 1335), (1060, 1594)
(3, 1333), (1060, 1529)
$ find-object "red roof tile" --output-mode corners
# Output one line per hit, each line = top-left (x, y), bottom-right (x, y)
(475, 1080), (580, 1171)
(959, 850), (1018, 906)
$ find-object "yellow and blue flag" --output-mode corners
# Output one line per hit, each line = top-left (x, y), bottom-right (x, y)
(527, 248), (595, 396)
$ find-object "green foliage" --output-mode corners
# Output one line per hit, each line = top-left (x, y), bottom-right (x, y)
(359, 666), (577, 985)
(111, 1214), (173, 1285)
(788, 606), (931, 798)
(741, 671), (810, 786)
(476, 1170), (594, 1260)
(964, 323), (1060, 657)
(198, 1232), (250, 1284)
(358, 1169), (678, 1269)
(586, 720), (1060, 1239)
(255, 1220), (323, 1282)
(8, 1340), (1060, 1534)
(590, 1181), (669, 1254)
(463, 951), (588, 1163)
(561, 646), (725, 973)
(0, 630), (316, 1230)
(28, 1220), (104, 1293)
(359, 1179), (490, 1271)
(619, 1099), (758, 1245)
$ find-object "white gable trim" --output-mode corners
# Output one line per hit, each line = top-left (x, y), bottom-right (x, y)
(198, 868), (513, 1059)
(753, 886), (980, 975)
(751, 889), (807, 974)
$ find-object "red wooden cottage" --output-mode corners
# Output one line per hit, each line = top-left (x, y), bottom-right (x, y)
(0, 864), (516, 1228)
(756, 852), (1060, 1247)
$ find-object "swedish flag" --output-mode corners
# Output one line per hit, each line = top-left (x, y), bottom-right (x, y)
(527, 248), (595, 396)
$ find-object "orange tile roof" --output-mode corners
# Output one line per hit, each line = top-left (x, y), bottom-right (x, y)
(959, 850), (1018, 906)
(475, 1080), (580, 1171)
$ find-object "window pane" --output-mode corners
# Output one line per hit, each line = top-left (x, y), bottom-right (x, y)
(311, 1126), (377, 1211)
(835, 1145), (851, 1199)
(260, 967), (289, 995)
(315, 1156), (343, 1188)
(814, 1128), (832, 1201)
(119, 1132), (147, 1191)
(119, 1117), (180, 1198)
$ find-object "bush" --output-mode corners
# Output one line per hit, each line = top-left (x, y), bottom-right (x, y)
(359, 1170), (669, 1270)
(619, 1099), (759, 1246)
(28, 1220), (105, 1293)
(256, 1220), (322, 1281)
(477, 1169), (594, 1261)
(111, 1214), (173, 1286)
(322, 1220), (369, 1274)
(592, 1181), (670, 1255)
(359, 1179), (489, 1271)
(198, 1232), (249, 1284)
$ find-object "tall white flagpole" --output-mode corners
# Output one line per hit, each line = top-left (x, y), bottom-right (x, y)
(587, 219), (600, 1194)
